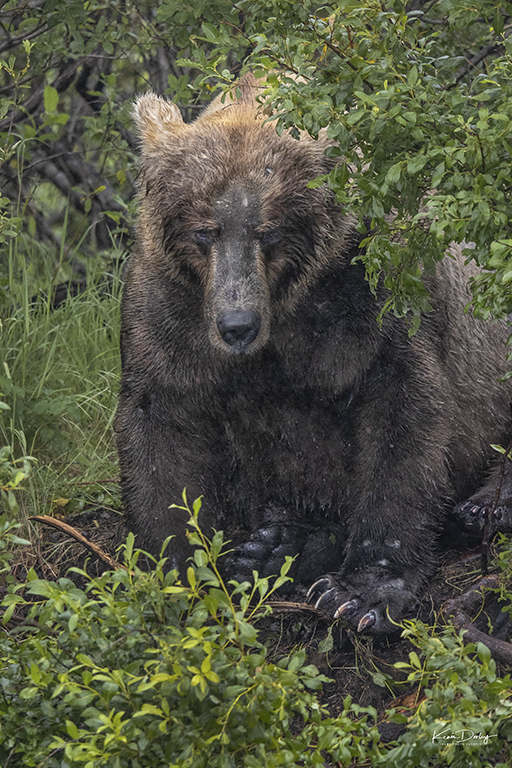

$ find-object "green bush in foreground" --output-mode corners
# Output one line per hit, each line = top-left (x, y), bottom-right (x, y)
(380, 620), (512, 768)
(2, 494), (512, 767)
(0, 496), (379, 768)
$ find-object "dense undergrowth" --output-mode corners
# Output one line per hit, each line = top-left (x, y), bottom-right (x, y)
(0, 494), (511, 767)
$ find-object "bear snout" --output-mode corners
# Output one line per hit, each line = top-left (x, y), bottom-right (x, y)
(216, 309), (262, 352)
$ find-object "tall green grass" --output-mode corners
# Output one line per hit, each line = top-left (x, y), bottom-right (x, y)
(0, 242), (122, 528)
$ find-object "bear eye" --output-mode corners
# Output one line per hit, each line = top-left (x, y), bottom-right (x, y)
(258, 227), (282, 253)
(192, 229), (217, 252)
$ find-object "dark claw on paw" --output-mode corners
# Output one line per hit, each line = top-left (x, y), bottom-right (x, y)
(455, 494), (512, 534)
(307, 577), (332, 603)
(334, 599), (359, 619)
(313, 587), (336, 610)
(357, 610), (377, 633)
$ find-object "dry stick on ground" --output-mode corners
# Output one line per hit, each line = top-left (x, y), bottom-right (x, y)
(30, 515), (127, 572)
(265, 601), (328, 618)
(442, 573), (512, 667)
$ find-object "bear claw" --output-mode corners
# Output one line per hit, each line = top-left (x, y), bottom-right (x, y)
(307, 577), (333, 604)
(357, 610), (377, 633)
(306, 567), (420, 635)
(334, 599), (360, 619)
(313, 587), (336, 610)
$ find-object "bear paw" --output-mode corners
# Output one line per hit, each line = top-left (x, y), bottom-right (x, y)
(307, 571), (419, 635)
(454, 497), (512, 534)
(225, 522), (344, 589)
(226, 524), (295, 588)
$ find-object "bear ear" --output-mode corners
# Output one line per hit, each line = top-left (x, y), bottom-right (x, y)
(132, 93), (185, 149)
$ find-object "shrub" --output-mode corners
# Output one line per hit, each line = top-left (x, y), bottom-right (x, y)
(0, 495), (379, 768)
(379, 620), (512, 768)
(2, 495), (512, 767)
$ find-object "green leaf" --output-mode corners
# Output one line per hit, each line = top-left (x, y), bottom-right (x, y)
(287, 650), (305, 672)
(43, 113), (69, 125)
(346, 109), (367, 125)
(318, 627), (334, 654)
(493, 9), (504, 34)
(477, 642), (491, 663)
(431, 162), (445, 188)
(385, 162), (402, 185)
(44, 85), (59, 113)
(187, 567), (196, 588)
(30, 663), (41, 685)
(68, 613), (79, 632)
(66, 720), (79, 739)
(27, 579), (56, 597)
(307, 173), (328, 189)
(202, 22), (220, 42)
(238, 620), (257, 644)
(133, 703), (163, 717)
(407, 155), (427, 175)
(407, 65), (419, 88)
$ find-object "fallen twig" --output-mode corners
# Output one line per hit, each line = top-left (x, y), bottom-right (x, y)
(30, 515), (126, 572)
(268, 600), (329, 618)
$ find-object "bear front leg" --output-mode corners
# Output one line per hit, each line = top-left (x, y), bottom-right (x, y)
(116, 385), (226, 573)
(308, 375), (449, 634)
(308, 495), (442, 635)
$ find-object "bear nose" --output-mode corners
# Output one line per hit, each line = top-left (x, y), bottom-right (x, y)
(217, 310), (261, 350)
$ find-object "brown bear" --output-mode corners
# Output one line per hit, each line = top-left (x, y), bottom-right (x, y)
(115, 73), (511, 635)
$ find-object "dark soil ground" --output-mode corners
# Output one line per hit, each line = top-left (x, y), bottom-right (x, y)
(17, 506), (512, 739)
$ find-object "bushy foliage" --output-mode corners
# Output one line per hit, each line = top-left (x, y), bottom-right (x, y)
(381, 620), (512, 767)
(0, 498), (380, 768)
(2, 499), (512, 767)
(173, 0), (512, 328)
(0, 0), (239, 284)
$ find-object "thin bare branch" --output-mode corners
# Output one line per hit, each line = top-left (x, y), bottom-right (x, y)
(30, 515), (126, 572)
